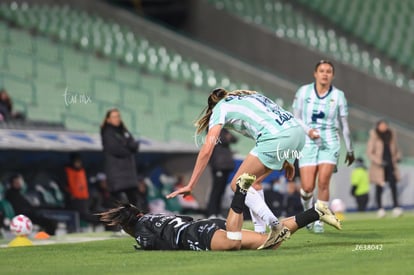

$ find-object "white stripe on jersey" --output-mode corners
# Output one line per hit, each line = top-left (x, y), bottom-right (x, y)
(209, 94), (298, 140)
(226, 104), (280, 138)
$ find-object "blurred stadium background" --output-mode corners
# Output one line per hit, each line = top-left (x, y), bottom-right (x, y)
(1, 0), (413, 230)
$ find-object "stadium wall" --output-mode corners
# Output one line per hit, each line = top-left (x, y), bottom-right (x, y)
(332, 165), (414, 211)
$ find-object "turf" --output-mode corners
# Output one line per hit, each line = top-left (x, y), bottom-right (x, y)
(1, 211), (413, 275)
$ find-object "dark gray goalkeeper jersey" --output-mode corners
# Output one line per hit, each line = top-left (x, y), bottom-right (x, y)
(134, 214), (226, 251)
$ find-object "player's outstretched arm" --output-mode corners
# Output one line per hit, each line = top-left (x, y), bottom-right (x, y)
(166, 125), (222, 199)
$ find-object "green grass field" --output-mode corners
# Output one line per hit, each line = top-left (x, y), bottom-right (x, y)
(1, 211), (413, 275)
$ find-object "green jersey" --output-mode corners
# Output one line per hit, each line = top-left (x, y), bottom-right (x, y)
(292, 83), (348, 144)
(209, 93), (299, 141)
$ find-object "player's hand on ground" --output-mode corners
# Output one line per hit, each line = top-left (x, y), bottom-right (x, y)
(166, 185), (192, 199)
(283, 161), (295, 181)
(345, 151), (355, 166)
(308, 129), (320, 139)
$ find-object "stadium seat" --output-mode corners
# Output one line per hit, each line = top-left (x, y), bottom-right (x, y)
(295, 0), (414, 87)
(0, 2), (287, 154)
(208, 0), (414, 92)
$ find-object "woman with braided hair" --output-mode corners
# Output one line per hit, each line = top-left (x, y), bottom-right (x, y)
(99, 173), (336, 251)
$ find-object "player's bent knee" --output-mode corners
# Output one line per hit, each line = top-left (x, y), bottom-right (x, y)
(226, 231), (242, 250)
(225, 240), (242, 250)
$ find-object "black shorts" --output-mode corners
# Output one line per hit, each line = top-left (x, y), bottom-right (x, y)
(179, 218), (226, 251)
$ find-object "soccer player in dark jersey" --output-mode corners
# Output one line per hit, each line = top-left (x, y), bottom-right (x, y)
(99, 173), (339, 250)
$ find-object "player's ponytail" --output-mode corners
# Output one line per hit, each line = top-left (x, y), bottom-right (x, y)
(194, 88), (257, 135)
(98, 204), (143, 237)
(228, 89), (257, 96)
(195, 88), (228, 134)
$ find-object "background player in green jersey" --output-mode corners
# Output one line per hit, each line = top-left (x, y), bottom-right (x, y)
(292, 60), (354, 233)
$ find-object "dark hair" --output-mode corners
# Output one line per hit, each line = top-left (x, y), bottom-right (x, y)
(376, 118), (388, 128)
(355, 157), (364, 164)
(314, 60), (335, 74)
(195, 88), (257, 134)
(0, 89), (12, 112)
(69, 152), (81, 163)
(375, 119), (392, 144)
(98, 204), (143, 237)
(9, 173), (22, 184)
(100, 108), (127, 131)
(355, 157), (366, 168)
(195, 88), (228, 135)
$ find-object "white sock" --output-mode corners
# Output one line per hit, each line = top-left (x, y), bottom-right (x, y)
(248, 189), (267, 233)
(246, 187), (279, 229)
(314, 220), (324, 226)
(316, 199), (329, 208)
(300, 188), (314, 211)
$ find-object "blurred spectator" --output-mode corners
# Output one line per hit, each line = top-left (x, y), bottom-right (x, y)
(366, 119), (402, 218)
(100, 108), (140, 207)
(284, 159), (303, 216)
(207, 128), (237, 218)
(264, 177), (284, 218)
(160, 173), (183, 213)
(30, 172), (65, 208)
(0, 89), (25, 121)
(5, 174), (57, 235)
(89, 172), (113, 212)
(0, 210), (5, 234)
(350, 158), (370, 212)
(136, 176), (149, 213)
(284, 180), (303, 217)
(64, 153), (100, 225)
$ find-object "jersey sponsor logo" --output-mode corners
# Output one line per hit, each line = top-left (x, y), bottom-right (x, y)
(311, 111), (325, 122)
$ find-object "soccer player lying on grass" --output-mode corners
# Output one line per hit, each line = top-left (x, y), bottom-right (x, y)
(99, 173), (341, 251)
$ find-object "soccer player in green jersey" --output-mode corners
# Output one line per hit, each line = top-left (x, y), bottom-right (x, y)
(292, 60), (354, 233)
(167, 88), (341, 248)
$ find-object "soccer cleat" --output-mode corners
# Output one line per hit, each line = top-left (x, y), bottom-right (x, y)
(392, 207), (403, 218)
(314, 201), (342, 230)
(236, 173), (256, 193)
(306, 222), (314, 231)
(377, 208), (386, 218)
(257, 224), (291, 250)
(313, 221), (324, 233)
